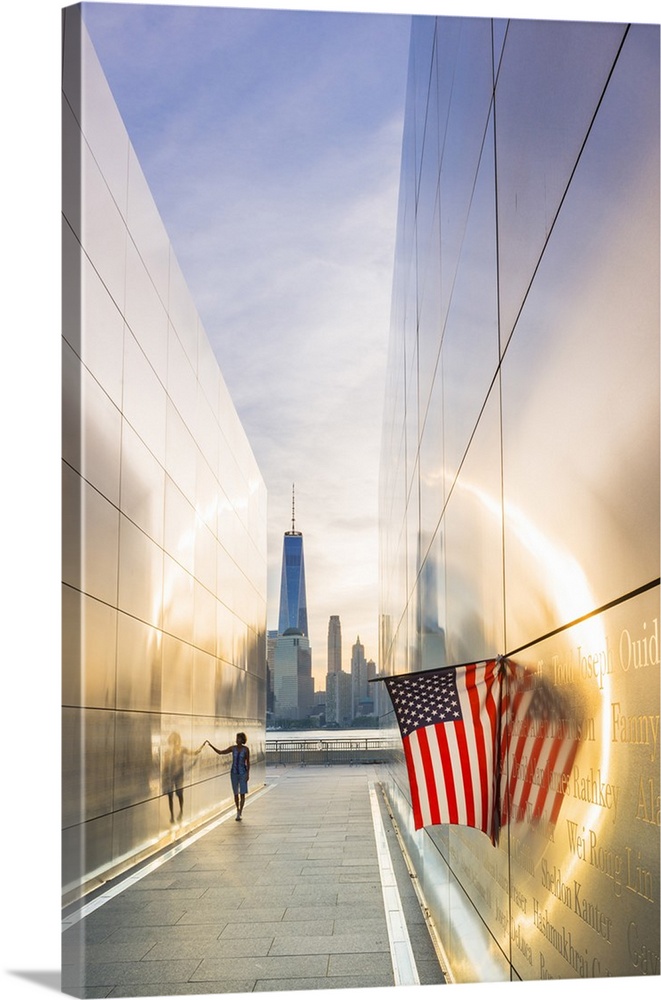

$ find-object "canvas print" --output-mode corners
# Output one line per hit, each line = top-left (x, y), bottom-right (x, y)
(60, 1), (659, 997)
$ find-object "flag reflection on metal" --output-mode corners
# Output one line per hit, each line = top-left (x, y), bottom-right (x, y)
(499, 659), (580, 831)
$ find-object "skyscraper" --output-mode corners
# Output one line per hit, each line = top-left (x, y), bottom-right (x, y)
(277, 485), (308, 636)
(350, 635), (367, 718)
(272, 628), (313, 722)
(327, 614), (342, 673)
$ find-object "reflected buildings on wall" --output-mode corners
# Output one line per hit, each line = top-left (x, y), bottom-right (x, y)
(379, 14), (659, 984)
(62, 7), (267, 902)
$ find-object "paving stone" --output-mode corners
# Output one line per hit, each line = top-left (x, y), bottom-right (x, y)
(64, 940), (159, 965)
(145, 936), (274, 960)
(176, 905), (287, 924)
(253, 974), (395, 992)
(103, 924), (226, 944)
(282, 903), (386, 922)
(328, 951), (395, 977)
(267, 932), (390, 955)
(219, 919), (334, 939)
(107, 979), (255, 996)
(190, 953), (329, 981)
(63, 959), (201, 988)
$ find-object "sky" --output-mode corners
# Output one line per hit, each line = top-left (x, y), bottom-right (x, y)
(2, 1), (656, 998)
(80, 1), (412, 685)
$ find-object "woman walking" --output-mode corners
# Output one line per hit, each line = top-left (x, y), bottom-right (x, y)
(205, 732), (250, 820)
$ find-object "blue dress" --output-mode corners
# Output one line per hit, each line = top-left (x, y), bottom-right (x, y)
(230, 745), (249, 795)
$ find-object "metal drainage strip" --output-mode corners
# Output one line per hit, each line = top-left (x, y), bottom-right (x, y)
(368, 782), (420, 987)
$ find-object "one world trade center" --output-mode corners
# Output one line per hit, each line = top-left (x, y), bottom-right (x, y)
(277, 485), (308, 636)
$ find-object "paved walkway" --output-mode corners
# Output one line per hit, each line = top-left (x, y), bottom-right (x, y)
(62, 765), (446, 997)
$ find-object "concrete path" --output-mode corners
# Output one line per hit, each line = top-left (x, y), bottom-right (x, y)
(62, 765), (446, 997)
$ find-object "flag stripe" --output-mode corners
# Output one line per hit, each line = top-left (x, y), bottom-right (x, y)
(421, 725), (450, 822)
(402, 737), (424, 829)
(421, 728), (439, 822)
(465, 663), (490, 829)
(433, 718), (460, 821)
(456, 672), (476, 827)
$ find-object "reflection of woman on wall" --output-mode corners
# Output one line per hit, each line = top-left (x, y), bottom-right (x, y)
(205, 733), (250, 821)
(163, 732), (203, 824)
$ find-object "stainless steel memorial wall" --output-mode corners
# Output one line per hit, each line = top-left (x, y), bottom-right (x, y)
(378, 15), (659, 983)
(62, 6), (267, 904)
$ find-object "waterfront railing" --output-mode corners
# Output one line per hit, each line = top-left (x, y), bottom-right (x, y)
(265, 736), (400, 766)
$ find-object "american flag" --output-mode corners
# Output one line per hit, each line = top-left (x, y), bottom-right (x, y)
(499, 659), (579, 829)
(384, 660), (503, 843)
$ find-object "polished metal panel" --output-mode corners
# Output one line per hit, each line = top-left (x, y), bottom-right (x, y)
(122, 329), (168, 466)
(193, 579), (217, 655)
(70, 473), (120, 606)
(161, 634), (194, 715)
(495, 19), (628, 348)
(380, 12), (659, 984)
(167, 251), (200, 365)
(80, 361), (122, 505)
(165, 398), (198, 504)
(167, 320), (198, 432)
(192, 648), (217, 717)
(443, 386), (505, 663)
(115, 611), (163, 713)
(501, 22), (660, 650)
(503, 588), (659, 980)
(435, 19), (494, 336)
(78, 24), (130, 220)
(62, 7), (267, 903)
(62, 707), (115, 827)
(112, 710), (161, 812)
(118, 513), (165, 628)
(124, 238), (169, 382)
(126, 144), (171, 306)
(79, 249), (125, 407)
(62, 588), (118, 711)
(439, 111), (498, 486)
(163, 477), (196, 575)
(120, 418), (166, 547)
(197, 333), (222, 419)
(80, 139), (128, 308)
